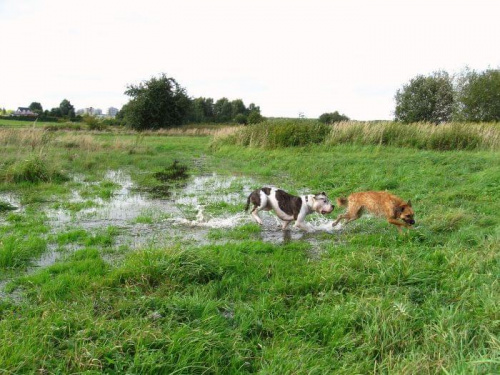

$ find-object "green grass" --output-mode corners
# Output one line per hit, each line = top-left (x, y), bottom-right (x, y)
(0, 118), (44, 127)
(212, 119), (500, 151)
(0, 127), (498, 373)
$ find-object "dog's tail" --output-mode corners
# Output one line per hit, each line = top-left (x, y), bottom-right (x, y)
(336, 197), (348, 207)
(244, 195), (251, 212)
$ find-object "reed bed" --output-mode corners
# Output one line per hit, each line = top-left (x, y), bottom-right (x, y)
(212, 120), (500, 151)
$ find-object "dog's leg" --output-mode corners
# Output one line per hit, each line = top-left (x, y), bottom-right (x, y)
(294, 211), (312, 231)
(333, 206), (361, 227)
(332, 213), (349, 226)
(294, 215), (312, 231)
(387, 218), (410, 233)
(294, 221), (311, 231)
(281, 220), (292, 230)
(251, 207), (263, 225)
(250, 191), (270, 225)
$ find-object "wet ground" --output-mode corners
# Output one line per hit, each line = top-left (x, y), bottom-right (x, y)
(0, 171), (341, 298)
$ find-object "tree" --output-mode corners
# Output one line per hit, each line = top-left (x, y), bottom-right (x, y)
(318, 111), (349, 124)
(248, 103), (260, 114)
(59, 99), (75, 118)
(394, 71), (453, 124)
(50, 107), (62, 117)
(454, 68), (500, 122)
(213, 97), (232, 123)
(234, 113), (248, 124)
(230, 99), (246, 119)
(123, 74), (190, 130)
(186, 97), (215, 123)
(247, 110), (264, 124)
(29, 102), (43, 115)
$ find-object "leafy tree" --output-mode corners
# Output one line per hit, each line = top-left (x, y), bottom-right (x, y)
(59, 99), (75, 118)
(394, 71), (453, 124)
(123, 74), (190, 130)
(319, 111), (350, 124)
(230, 99), (246, 119)
(247, 103), (260, 114)
(234, 113), (248, 124)
(186, 97), (215, 123)
(115, 104), (127, 121)
(454, 68), (500, 122)
(248, 110), (264, 124)
(213, 98), (232, 123)
(50, 107), (62, 117)
(29, 102), (43, 115)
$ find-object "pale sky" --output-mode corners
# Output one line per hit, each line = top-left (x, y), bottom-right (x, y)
(0, 0), (498, 120)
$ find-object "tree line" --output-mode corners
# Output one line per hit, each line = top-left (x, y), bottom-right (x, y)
(29, 99), (76, 119)
(394, 68), (500, 124)
(319, 68), (499, 125)
(119, 74), (264, 130)
(5, 67), (498, 128)
(0, 100), (77, 122)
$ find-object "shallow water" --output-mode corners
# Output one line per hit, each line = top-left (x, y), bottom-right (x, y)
(1, 171), (341, 298)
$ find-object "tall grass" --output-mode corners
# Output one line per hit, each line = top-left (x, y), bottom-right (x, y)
(212, 120), (500, 151)
(2, 157), (68, 184)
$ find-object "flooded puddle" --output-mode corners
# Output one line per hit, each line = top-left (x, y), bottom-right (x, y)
(1, 171), (341, 299)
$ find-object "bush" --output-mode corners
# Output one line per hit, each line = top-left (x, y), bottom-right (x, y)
(319, 111), (350, 123)
(83, 115), (107, 131)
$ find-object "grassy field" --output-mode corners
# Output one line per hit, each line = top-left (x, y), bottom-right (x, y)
(0, 118), (59, 127)
(0, 125), (499, 373)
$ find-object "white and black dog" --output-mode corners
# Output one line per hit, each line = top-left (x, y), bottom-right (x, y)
(245, 187), (334, 231)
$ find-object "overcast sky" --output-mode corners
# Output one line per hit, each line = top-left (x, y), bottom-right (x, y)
(0, 0), (498, 120)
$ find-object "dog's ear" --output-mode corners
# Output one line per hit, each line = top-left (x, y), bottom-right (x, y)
(321, 191), (326, 196)
(407, 200), (412, 207)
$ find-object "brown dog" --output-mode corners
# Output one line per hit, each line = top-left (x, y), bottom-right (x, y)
(332, 191), (415, 232)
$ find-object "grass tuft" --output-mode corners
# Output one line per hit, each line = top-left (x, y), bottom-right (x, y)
(3, 157), (68, 184)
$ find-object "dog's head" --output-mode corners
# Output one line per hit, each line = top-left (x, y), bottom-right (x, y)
(396, 200), (415, 225)
(312, 192), (334, 215)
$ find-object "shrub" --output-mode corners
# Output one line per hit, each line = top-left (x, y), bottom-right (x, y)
(318, 111), (350, 123)
(83, 115), (106, 131)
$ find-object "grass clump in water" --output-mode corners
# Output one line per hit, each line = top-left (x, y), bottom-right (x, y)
(0, 201), (17, 212)
(0, 235), (47, 269)
(3, 157), (68, 184)
(154, 160), (189, 182)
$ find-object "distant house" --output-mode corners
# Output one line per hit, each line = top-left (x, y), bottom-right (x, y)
(12, 107), (38, 116)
